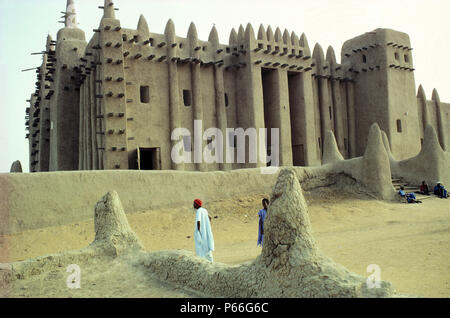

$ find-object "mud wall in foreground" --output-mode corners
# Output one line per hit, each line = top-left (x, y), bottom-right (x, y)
(0, 169), (278, 234)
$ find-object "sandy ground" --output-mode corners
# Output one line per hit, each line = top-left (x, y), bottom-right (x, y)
(2, 187), (449, 298)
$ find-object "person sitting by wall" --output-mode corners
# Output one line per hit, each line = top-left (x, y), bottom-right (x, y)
(419, 181), (430, 195)
(398, 186), (407, 198)
(434, 182), (449, 199)
(399, 186), (422, 203)
(406, 192), (422, 204)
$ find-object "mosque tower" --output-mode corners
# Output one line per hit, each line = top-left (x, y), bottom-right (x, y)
(49, 0), (87, 170)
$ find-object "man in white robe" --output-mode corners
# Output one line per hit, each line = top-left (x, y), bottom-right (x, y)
(193, 199), (215, 262)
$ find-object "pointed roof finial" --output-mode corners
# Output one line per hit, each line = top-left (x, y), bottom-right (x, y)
(432, 88), (440, 102)
(267, 26), (275, 42)
(291, 31), (299, 46)
(65, 0), (78, 28)
(187, 22), (198, 40)
(257, 24), (266, 41)
(103, 0), (116, 19)
(282, 29), (290, 45)
(46, 34), (53, 48)
(300, 33), (310, 51)
(208, 25), (219, 45)
(274, 27), (282, 43)
(326, 46), (337, 65)
(313, 43), (325, 63)
(245, 23), (256, 43)
(165, 19), (176, 40)
(417, 84), (426, 100)
(229, 28), (238, 46)
(238, 25), (245, 43)
(138, 15), (149, 34)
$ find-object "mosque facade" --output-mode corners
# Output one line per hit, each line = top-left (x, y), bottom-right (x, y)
(26, 0), (450, 172)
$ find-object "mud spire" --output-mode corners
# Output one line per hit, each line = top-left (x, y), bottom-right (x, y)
(244, 23), (256, 43)
(257, 24), (267, 41)
(103, 0), (116, 19)
(229, 28), (238, 46)
(164, 19), (176, 41)
(137, 14), (149, 34)
(65, 0), (78, 28)
(238, 25), (245, 43)
(208, 25), (219, 45)
(362, 123), (395, 200)
(322, 130), (344, 164)
(187, 22), (198, 41)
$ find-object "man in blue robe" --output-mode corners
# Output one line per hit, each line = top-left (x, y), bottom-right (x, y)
(257, 198), (270, 247)
(193, 199), (215, 262)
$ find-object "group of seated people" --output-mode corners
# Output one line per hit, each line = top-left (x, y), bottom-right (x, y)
(398, 181), (448, 203)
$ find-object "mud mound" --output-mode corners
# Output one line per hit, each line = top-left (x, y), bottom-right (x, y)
(1, 191), (144, 289)
(91, 191), (144, 256)
(138, 168), (395, 297)
(322, 130), (344, 165)
(9, 161), (22, 173)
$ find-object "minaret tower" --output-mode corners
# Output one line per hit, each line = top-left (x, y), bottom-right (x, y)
(95, 0), (129, 170)
(49, 0), (87, 171)
(341, 29), (421, 160)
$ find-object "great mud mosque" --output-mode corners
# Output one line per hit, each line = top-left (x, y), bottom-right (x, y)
(26, 0), (450, 173)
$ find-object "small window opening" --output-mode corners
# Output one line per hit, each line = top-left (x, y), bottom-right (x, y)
(329, 106), (332, 120)
(224, 93), (229, 107)
(362, 55), (367, 63)
(183, 90), (192, 107)
(258, 43), (264, 49)
(395, 52), (399, 60)
(318, 137), (321, 148)
(202, 46), (207, 52)
(122, 34), (127, 42)
(179, 43), (183, 49)
(226, 47), (231, 53)
(140, 86), (150, 103)
(397, 119), (402, 133)
(404, 54), (409, 63)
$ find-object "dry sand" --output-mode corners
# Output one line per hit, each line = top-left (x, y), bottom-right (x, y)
(2, 187), (449, 298)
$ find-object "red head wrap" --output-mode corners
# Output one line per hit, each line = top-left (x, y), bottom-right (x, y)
(194, 199), (203, 207)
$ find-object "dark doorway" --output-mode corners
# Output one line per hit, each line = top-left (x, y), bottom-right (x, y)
(136, 147), (161, 170)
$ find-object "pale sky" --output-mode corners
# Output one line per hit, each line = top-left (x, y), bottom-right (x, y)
(0, 0), (449, 173)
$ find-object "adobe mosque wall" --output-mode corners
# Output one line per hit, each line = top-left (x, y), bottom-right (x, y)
(24, 0), (450, 173)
